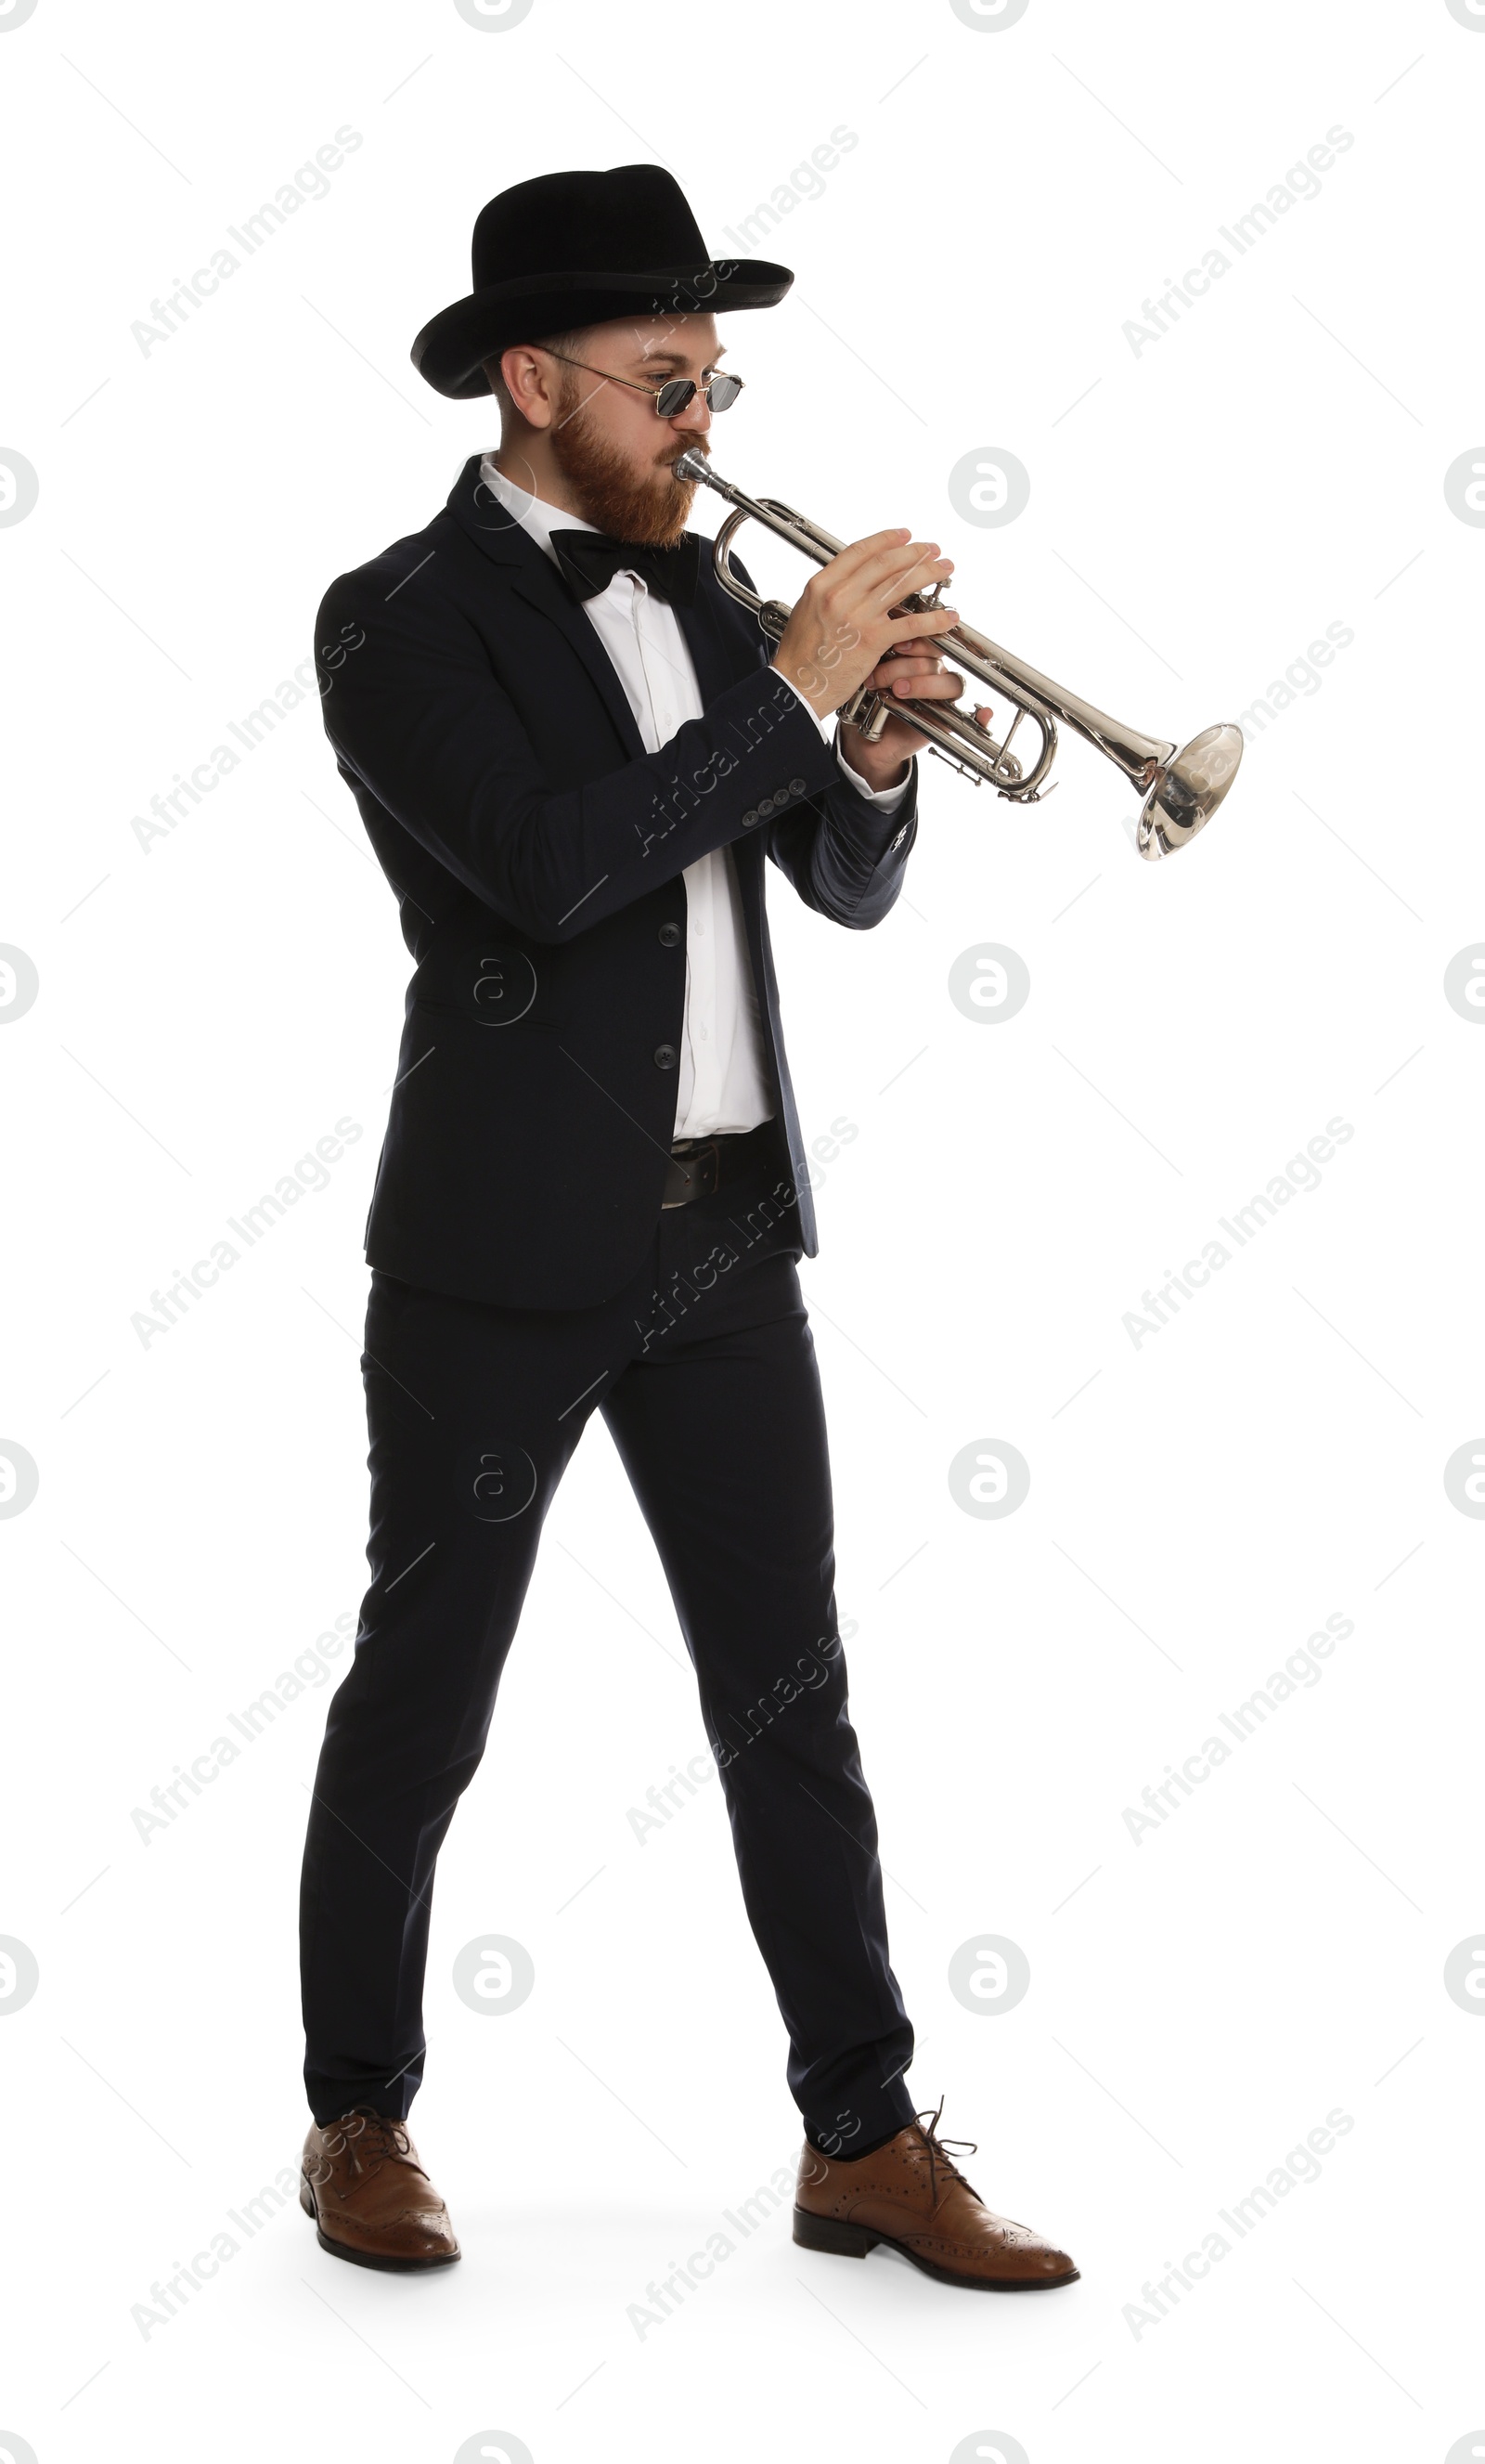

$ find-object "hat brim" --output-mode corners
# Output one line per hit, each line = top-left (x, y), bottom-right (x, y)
(410, 260), (794, 400)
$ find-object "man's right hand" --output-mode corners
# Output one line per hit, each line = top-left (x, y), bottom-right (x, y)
(770, 529), (958, 720)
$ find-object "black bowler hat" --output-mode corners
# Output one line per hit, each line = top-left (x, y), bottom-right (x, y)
(410, 163), (794, 400)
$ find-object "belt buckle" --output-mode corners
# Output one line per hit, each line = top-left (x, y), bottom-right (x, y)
(665, 1138), (720, 1206)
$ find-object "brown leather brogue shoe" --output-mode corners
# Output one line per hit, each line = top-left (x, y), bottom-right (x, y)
(794, 2101), (1078, 2290)
(300, 2107), (460, 2271)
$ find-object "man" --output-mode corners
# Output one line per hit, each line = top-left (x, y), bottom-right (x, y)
(297, 163), (1077, 2295)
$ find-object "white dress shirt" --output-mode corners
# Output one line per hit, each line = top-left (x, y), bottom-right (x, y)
(477, 454), (909, 1141)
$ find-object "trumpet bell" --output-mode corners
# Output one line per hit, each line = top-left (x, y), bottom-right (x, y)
(1137, 723), (1245, 862)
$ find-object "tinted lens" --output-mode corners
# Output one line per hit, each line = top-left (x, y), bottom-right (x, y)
(654, 378), (697, 417)
(706, 373), (743, 411)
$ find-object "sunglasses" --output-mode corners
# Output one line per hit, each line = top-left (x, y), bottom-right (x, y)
(542, 350), (745, 418)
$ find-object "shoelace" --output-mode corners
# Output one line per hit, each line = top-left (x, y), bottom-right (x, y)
(909, 2098), (978, 2207)
(329, 2107), (415, 2177)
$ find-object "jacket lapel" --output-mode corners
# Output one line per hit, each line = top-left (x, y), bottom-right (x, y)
(673, 584), (774, 1033)
(673, 567), (773, 931)
(445, 456), (769, 893)
(673, 573), (740, 712)
(446, 455), (645, 760)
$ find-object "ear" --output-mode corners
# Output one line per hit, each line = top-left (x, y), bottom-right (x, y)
(499, 344), (560, 431)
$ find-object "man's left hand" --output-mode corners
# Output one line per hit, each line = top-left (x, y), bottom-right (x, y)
(837, 644), (993, 794)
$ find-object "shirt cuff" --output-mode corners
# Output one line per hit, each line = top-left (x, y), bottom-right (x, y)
(833, 733), (910, 812)
(769, 666), (911, 813)
(770, 665), (835, 743)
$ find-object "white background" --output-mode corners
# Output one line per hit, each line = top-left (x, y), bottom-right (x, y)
(2, 1), (1482, 2458)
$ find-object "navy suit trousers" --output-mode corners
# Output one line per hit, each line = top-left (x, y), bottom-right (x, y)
(299, 1127), (917, 2154)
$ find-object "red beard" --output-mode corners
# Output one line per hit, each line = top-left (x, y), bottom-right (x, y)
(548, 377), (701, 546)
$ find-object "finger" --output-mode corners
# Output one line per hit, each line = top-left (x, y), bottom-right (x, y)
(869, 657), (960, 695)
(885, 604), (960, 648)
(890, 668), (964, 700)
(870, 652), (942, 681)
(877, 674), (962, 703)
(874, 549), (956, 612)
(818, 526), (916, 586)
(849, 539), (953, 605)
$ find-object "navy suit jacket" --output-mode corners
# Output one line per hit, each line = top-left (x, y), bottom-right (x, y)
(313, 452), (919, 1310)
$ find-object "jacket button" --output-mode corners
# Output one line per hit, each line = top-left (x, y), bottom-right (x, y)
(756, 795), (776, 817)
(789, 776), (807, 795)
(741, 807), (759, 827)
(653, 1044), (678, 1070)
(658, 921), (681, 947)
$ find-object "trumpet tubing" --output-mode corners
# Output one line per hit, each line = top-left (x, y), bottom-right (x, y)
(673, 449), (1243, 861)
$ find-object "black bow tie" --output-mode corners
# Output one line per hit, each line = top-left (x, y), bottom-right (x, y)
(549, 527), (702, 609)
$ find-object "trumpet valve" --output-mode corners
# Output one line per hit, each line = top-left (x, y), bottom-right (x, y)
(840, 686), (892, 743)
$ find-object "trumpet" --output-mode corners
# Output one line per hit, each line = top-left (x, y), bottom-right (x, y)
(673, 450), (1243, 861)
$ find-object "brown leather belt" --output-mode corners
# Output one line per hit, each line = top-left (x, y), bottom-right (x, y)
(662, 1127), (768, 1208)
